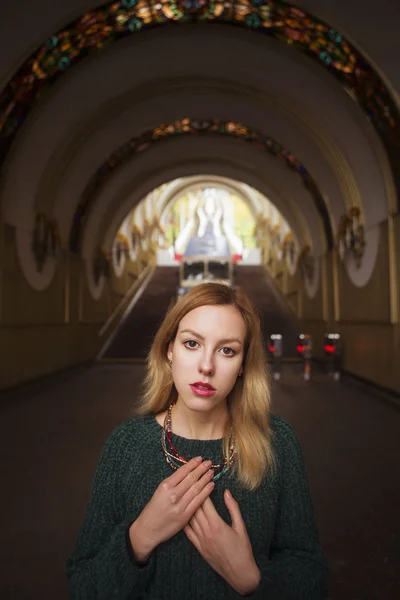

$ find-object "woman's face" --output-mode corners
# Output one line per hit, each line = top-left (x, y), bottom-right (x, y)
(168, 304), (246, 413)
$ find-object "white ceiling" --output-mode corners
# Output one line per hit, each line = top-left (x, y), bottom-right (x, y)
(0, 1), (397, 273)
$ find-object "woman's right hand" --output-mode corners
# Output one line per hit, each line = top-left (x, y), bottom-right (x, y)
(128, 457), (215, 562)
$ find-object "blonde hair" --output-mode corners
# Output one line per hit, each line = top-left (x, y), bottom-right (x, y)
(136, 282), (275, 490)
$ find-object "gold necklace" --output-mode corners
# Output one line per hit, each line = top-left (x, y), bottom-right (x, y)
(161, 400), (236, 482)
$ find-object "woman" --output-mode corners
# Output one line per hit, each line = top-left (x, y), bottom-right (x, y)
(67, 282), (327, 599)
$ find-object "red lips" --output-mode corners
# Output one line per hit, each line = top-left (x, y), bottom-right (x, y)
(191, 381), (216, 391)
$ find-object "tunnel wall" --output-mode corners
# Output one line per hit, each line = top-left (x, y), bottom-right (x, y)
(263, 217), (400, 394)
(0, 223), (154, 390)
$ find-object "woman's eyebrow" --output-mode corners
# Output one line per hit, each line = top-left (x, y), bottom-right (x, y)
(179, 329), (243, 345)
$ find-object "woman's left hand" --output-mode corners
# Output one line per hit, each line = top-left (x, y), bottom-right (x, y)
(184, 489), (261, 596)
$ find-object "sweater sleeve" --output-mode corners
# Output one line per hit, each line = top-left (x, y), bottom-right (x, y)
(66, 424), (156, 600)
(229, 417), (328, 599)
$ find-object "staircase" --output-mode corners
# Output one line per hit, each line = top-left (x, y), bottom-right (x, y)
(102, 267), (180, 360)
(233, 266), (300, 358)
(102, 265), (299, 360)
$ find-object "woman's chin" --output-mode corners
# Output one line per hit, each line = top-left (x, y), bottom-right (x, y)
(178, 394), (221, 413)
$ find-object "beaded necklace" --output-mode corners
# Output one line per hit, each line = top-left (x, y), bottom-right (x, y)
(161, 400), (236, 482)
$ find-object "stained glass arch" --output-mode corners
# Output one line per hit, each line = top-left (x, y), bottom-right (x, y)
(73, 118), (330, 255)
(0, 0), (399, 169)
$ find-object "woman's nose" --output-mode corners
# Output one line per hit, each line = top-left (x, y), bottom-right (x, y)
(199, 354), (214, 375)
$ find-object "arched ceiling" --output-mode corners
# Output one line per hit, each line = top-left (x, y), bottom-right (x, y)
(71, 117), (332, 251)
(85, 135), (321, 257)
(1, 0), (399, 148)
(2, 0), (400, 100)
(0, 0), (398, 279)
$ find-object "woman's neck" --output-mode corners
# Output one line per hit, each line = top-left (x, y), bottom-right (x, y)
(169, 398), (230, 440)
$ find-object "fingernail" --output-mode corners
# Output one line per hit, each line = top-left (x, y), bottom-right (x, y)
(196, 456), (202, 463)
(225, 489), (232, 499)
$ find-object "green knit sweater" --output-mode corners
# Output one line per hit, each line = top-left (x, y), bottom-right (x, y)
(67, 414), (327, 599)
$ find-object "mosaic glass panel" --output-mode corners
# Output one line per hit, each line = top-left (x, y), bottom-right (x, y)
(0, 0), (398, 160)
(69, 117), (332, 251)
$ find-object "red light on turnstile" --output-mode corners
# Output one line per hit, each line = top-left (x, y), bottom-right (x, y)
(324, 344), (335, 353)
(296, 345), (304, 353)
(268, 344), (274, 353)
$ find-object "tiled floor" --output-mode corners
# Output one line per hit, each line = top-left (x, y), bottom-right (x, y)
(1, 362), (399, 599)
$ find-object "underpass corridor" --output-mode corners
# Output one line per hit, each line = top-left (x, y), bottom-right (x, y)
(1, 271), (399, 600)
(2, 4), (400, 598)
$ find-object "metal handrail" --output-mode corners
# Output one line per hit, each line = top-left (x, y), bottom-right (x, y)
(98, 259), (156, 337)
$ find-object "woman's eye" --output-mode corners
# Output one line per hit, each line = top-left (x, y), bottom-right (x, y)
(184, 340), (198, 349)
(221, 347), (235, 356)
